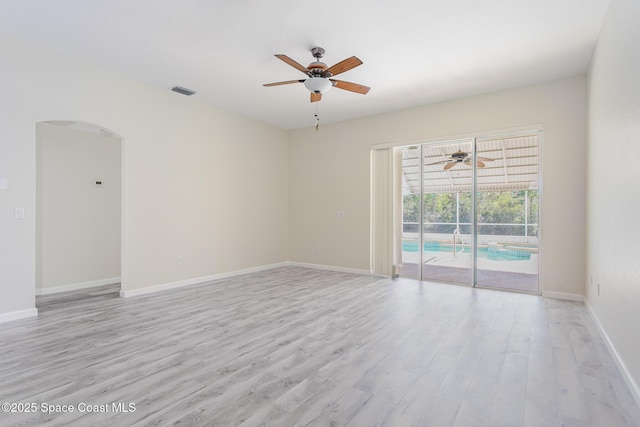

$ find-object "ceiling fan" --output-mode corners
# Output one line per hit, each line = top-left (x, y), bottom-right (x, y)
(263, 47), (370, 102)
(428, 149), (494, 170)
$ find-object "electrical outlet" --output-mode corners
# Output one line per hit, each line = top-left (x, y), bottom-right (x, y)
(176, 256), (183, 265)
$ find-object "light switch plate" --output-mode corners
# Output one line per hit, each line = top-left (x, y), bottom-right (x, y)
(0, 178), (7, 190)
(15, 208), (25, 219)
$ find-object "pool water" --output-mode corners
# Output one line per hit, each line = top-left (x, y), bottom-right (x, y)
(402, 240), (531, 261)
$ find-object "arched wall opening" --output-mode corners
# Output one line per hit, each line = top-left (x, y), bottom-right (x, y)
(36, 120), (123, 301)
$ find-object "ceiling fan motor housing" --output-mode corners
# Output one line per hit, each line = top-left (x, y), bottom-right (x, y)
(451, 150), (468, 160)
(307, 61), (328, 76)
(309, 47), (330, 76)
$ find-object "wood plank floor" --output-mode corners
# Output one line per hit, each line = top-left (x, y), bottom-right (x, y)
(1, 267), (638, 426)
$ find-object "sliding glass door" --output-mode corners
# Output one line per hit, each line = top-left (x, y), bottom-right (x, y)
(421, 141), (473, 285)
(475, 135), (539, 291)
(396, 133), (540, 293)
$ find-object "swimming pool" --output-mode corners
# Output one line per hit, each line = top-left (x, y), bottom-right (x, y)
(402, 240), (532, 261)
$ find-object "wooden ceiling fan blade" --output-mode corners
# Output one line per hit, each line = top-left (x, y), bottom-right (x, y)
(463, 160), (487, 168)
(330, 79), (370, 94)
(263, 79), (305, 87)
(323, 56), (362, 77)
(275, 54), (310, 75)
(426, 160), (450, 166)
(310, 92), (322, 102)
(476, 156), (494, 162)
(444, 161), (459, 170)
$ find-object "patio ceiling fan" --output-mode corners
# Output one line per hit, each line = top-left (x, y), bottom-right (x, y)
(263, 47), (370, 102)
(428, 149), (494, 171)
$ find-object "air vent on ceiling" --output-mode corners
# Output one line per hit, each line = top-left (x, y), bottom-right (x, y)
(171, 86), (196, 96)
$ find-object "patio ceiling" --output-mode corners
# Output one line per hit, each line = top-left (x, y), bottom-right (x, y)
(401, 134), (539, 194)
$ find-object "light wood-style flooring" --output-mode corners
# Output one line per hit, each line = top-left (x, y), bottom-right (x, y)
(1, 267), (638, 426)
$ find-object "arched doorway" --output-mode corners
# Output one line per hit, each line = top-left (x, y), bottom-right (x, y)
(35, 121), (123, 308)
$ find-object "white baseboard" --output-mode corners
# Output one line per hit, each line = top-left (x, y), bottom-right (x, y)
(36, 277), (121, 295)
(120, 262), (289, 298)
(286, 261), (373, 276)
(541, 290), (584, 302)
(0, 308), (38, 324)
(120, 261), (373, 298)
(584, 298), (640, 409)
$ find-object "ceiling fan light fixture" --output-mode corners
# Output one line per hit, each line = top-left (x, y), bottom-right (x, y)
(304, 77), (332, 94)
(264, 48), (368, 102)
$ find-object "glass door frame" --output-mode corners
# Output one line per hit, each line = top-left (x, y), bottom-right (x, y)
(396, 131), (541, 294)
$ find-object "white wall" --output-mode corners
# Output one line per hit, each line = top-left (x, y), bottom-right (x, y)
(36, 123), (121, 291)
(0, 36), (289, 318)
(587, 0), (640, 396)
(289, 76), (587, 296)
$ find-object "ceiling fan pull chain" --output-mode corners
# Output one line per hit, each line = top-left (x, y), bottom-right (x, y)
(314, 102), (320, 131)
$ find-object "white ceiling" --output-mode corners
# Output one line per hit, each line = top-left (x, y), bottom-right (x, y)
(0, 0), (610, 130)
